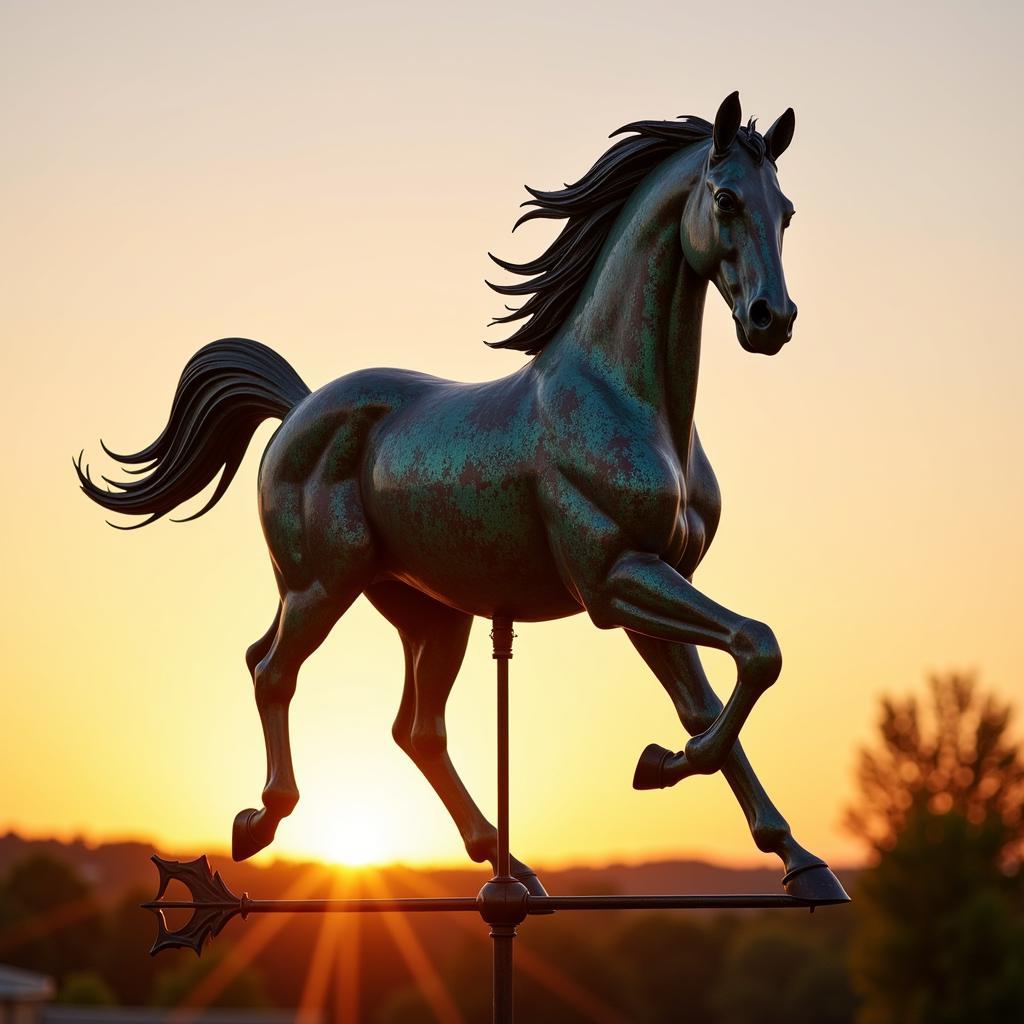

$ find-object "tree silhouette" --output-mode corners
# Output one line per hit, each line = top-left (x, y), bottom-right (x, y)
(97, 887), (162, 1004)
(150, 947), (272, 1009)
(611, 915), (729, 1023)
(712, 916), (855, 1024)
(0, 853), (103, 982)
(847, 673), (1024, 1023)
(846, 673), (1024, 867)
(57, 971), (116, 1005)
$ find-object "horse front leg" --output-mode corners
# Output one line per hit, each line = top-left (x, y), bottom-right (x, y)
(581, 549), (780, 783)
(627, 633), (847, 900)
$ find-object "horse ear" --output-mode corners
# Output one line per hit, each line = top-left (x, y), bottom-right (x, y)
(764, 108), (795, 163)
(712, 91), (742, 158)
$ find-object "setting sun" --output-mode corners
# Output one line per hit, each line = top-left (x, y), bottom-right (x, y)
(287, 796), (414, 868)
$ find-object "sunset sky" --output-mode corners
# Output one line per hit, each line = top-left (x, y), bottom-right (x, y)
(2, 1), (1022, 875)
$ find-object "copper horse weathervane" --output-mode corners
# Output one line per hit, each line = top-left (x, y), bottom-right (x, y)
(78, 91), (848, 1020)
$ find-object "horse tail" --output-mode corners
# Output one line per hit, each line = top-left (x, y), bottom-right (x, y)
(76, 338), (311, 529)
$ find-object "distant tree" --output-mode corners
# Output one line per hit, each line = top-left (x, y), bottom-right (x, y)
(846, 673), (1024, 867)
(150, 947), (272, 1009)
(58, 970), (117, 1005)
(376, 986), (435, 1024)
(847, 674), (1024, 1024)
(4, 853), (90, 910)
(712, 917), (855, 1024)
(610, 915), (731, 1023)
(97, 887), (162, 1004)
(442, 916), (632, 1023)
(515, 913), (631, 1022)
(0, 877), (16, 931)
(0, 854), (102, 981)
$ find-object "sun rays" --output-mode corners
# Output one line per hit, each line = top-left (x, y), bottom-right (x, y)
(390, 864), (628, 1024)
(168, 863), (328, 1023)
(146, 856), (626, 1023)
(334, 876), (362, 1024)
(296, 868), (362, 1024)
(362, 867), (465, 1024)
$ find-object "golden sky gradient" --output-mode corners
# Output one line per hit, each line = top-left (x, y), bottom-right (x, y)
(2, 1), (1022, 871)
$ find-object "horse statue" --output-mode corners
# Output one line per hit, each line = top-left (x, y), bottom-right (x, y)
(77, 92), (846, 901)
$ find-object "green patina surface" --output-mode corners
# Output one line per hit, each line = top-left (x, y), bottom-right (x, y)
(82, 98), (846, 896)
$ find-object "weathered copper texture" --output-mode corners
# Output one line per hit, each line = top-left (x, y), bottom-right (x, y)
(81, 93), (847, 920)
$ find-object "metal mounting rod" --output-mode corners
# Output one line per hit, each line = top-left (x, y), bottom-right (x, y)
(527, 893), (840, 911)
(488, 615), (519, 1024)
(144, 892), (835, 916)
(143, 889), (835, 922)
(491, 615), (515, 882)
(146, 896), (481, 914)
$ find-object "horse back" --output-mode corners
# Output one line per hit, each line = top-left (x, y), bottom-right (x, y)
(258, 366), (579, 619)
(362, 368), (581, 618)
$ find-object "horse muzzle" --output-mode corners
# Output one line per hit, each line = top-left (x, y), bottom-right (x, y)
(734, 297), (797, 355)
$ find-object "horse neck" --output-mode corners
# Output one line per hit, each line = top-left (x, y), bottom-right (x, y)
(539, 149), (709, 446)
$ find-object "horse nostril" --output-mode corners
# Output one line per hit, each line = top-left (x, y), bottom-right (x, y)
(750, 299), (773, 329)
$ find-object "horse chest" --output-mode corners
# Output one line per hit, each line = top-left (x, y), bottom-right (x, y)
(673, 439), (721, 578)
(610, 433), (720, 578)
(626, 462), (716, 576)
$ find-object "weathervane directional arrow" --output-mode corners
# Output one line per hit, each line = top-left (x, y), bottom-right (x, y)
(142, 855), (246, 956)
(142, 852), (845, 956)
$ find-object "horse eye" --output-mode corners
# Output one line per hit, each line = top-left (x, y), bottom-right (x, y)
(714, 190), (737, 213)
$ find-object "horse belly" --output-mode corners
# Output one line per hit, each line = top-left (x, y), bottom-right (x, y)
(364, 432), (580, 621)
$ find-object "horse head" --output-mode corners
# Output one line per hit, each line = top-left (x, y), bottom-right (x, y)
(680, 92), (798, 356)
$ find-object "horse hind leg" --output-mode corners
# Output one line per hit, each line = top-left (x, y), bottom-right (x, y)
(366, 582), (548, 897)
(231, 602), (281, 858)
(233, 579), (359, 861)
(246, 604), (281, 677)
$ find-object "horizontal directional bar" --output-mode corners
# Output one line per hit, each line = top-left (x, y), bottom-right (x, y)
(145, 892), (835, 916)
(144, 897), (479, 915)
(526, 893), (838, 911)
(142, 856), (845, 955)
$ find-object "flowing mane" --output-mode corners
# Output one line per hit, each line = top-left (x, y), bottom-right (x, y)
(487, 115), (766, 354)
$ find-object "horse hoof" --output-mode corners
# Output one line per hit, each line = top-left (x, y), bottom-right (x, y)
(515, 869), (554, 913)
(783, 863), (850, 904)
(633, 743), (672, 790)
(232, 808), (274, 862)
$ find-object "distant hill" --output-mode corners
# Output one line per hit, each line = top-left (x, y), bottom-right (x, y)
(0, 831), (857, 904)
(0, 833), (169, 903)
